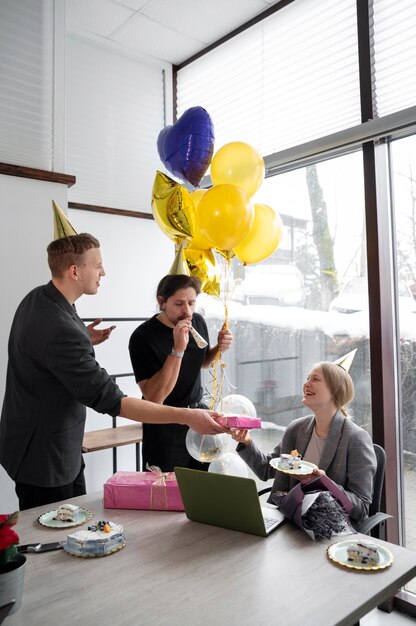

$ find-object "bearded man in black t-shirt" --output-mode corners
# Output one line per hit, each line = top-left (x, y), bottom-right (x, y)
(129, 274), (233, 471)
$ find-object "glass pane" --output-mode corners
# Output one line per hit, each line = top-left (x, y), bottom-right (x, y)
(198, 150), (372, 461)
(390, 134), (416, 595)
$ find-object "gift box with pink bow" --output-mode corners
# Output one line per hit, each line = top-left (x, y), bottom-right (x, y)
(216, 415), (261, 429)
(103, 469), (184, 511)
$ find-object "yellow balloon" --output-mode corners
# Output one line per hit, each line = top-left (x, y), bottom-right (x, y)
(188, 189), (213, 250)
(198, 184), (254, 251)
(210, 142), (265, 197)
(151, 171), (196, 242)
(234, 204), (283, 265)
(190, 189), (206, 208)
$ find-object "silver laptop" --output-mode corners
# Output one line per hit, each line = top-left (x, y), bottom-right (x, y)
(175, 467), (285, 537)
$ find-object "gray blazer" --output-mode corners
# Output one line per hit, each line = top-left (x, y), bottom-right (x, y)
(0, 282), (124, 488)
(238, 412), (377, 523)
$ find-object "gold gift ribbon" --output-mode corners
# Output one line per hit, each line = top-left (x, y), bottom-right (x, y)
(144, 464), (175, 510)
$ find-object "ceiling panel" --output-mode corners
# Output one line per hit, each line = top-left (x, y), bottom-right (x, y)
(112, 12), (206, 64)
(67, 0), (134, 38)
(67, 0), (280, 64)
(139, 0), (271, 44)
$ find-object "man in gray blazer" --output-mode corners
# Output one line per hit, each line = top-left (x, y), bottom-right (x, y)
(0, 233), (226, 510)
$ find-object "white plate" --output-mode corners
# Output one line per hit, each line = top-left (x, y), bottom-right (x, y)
(327, 539), (393, 571)
(269, 458), (318, 475)
(37, 508), (92, 528)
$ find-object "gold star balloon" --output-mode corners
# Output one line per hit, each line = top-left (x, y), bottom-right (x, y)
(184, 247), (220, 297)
(151, 171), (196, 244)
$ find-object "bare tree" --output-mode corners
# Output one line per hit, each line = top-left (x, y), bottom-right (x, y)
(306, 164), (337, 309)
(396, 166), (416, 292)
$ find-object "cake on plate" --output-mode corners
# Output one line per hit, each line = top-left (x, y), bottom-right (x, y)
(64, 520), (125, 557)
(346, 541), (380, 565)
(278, 449), (302, 470)
(53, 503), (80, 522)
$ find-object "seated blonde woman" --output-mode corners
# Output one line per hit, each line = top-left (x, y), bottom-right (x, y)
(232, 361), (377, 526)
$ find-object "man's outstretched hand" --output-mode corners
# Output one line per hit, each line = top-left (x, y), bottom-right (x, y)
(87, 319), (116, 346)
(186, 409), (229, 435)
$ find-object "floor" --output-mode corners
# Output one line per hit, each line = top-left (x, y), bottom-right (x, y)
(403, 464), (416, 595)
(362, 608), (416, 624)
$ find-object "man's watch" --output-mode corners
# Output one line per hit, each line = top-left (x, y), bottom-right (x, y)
(170, 348), (184, 358)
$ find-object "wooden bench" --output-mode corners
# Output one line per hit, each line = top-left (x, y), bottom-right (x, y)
(82, 424), (143, 473)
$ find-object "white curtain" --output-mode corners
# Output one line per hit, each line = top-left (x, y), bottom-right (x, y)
(0, 0), (54, 169)
(176, 0), (361, 156)
(67, 37), (167, 212)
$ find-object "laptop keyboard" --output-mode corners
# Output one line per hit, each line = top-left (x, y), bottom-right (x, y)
(264, 517), (278, 530)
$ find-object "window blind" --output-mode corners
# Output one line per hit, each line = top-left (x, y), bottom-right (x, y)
(372, 0), (416, 117)
(67, 37), (166, 211)
(0, 0), (54, 169)
(176, 0), (361, 157)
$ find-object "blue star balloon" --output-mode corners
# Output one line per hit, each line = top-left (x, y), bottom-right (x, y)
(157, 106), (215, 187)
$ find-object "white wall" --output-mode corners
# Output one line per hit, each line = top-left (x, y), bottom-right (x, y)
(0, 187), (174, 510)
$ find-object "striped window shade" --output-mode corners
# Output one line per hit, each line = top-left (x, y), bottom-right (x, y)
(0, 0), (54, 169)
(176, 0), (361, 156)
(372, 0), (416, 117)
(66, 37), (166, 212)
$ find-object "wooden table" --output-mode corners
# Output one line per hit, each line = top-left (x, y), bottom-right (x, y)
(82, 424), (143, 472)
(6, 492), (416, 626)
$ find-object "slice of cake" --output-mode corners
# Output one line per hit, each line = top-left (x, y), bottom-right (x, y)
(53, 503), (80, 522)
(278, 449), (302, 470)
(346, 541), (380, 565)
(64, 521), (125, 557)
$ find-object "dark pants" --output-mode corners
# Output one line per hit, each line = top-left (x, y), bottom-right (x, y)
(142, 423), (209, 473)
(15, 461), (86, 511)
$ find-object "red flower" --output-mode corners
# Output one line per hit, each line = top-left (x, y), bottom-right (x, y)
(0, 513), (18, 528)
(0, 512), (20, 566)
(0, 527), (19, 551)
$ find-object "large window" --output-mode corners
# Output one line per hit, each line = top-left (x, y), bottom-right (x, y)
(391, 134), (416, 594)
(179, 0), (416, 608)
(199, 151), (371, 451)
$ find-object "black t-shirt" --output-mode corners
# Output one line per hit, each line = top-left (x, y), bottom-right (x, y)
(128, 312), (210, 407)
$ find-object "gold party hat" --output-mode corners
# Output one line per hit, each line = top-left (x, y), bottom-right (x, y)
(52, 200), (78, 239)
(168, 240), (190, 276)
(333, 349), (357, 372)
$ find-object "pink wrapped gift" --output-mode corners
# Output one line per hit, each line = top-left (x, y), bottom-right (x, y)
(103, 470), (184, 511)
(216, 415), (261, 429)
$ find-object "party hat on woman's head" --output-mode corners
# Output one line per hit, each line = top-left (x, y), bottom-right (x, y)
(52, 199), (77, 239)
(333, 349), (357, 372)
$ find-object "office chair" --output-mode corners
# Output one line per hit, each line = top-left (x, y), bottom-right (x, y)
(258, 443), (392, 539)
(355, 443), (392, 539)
